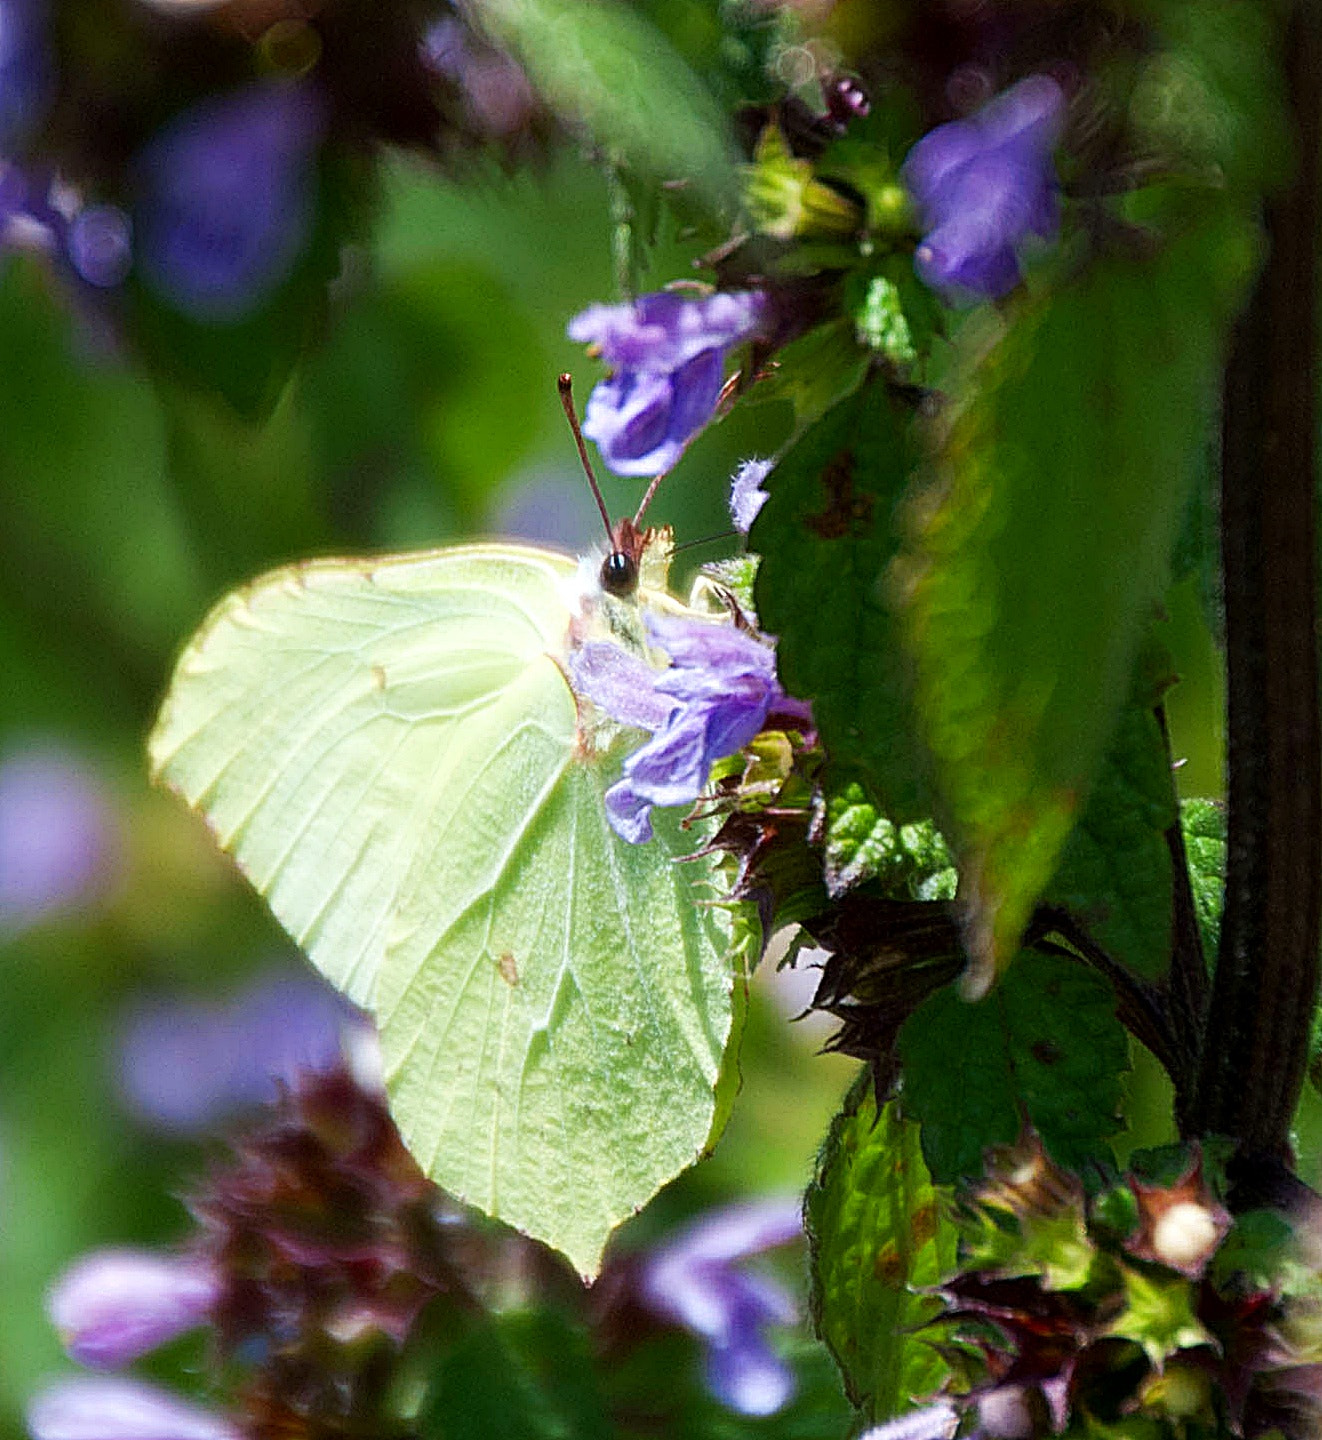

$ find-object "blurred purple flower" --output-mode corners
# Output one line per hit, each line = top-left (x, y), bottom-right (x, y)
(48, 1250), (220, 1370)
(0, 746), (118, 934)
(66, 204), (132, 288)
(27, 1378), (242, 1440)
(858, 1401), (961, 1440)
(0, 0), (53, 151)
(134, 79), (323, 323)
(729, 457), (772, 533)
(640, 1198), (804, 1416)
(901, 74), (1063, 303)
(492, 464), (603, 550)
(568, 290), (765, 476)
(118, 968), (372, 1133)
(570, 613), (807, 844)
(421, 16), (537, 138)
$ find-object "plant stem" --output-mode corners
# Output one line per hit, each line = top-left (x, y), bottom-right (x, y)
(1188, 2), (1322, 1163)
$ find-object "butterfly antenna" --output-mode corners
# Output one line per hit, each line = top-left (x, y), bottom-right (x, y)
(673, 528), (739, 554)
(558, 373), (615, 545)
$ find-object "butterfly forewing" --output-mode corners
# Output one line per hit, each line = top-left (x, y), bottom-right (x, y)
(148, 545), (577, 1004)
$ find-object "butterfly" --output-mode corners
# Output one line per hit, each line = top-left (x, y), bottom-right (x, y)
(148, 384), (738, 1278)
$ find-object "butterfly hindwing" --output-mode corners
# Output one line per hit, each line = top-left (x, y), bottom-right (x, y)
(149, 542), (735, 1275)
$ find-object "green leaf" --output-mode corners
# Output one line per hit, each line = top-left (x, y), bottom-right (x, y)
(753, 379), (928, 820)
(1131, 0), (1289, 192)
(149, 545), (735, 1276)
(897, 951), (1129, 1186)
(823, 783), (955, 901)
(478, 0), (738, 203)
(1105, 1266), (1211, 1366)
(1180, 797), (1226, 962)
(423, 1308), (613, 1440)
(1041, 704), (1178, 981)
(744, 319), (868, 436)
(894, 200), (1253, 991)
(806, 1077), (955, 1421)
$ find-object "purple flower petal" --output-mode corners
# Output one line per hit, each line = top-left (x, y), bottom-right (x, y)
(571, 614), (794, 844)
(0, 746), (118, 933)
(47, 1250), (219, 1369)
(729, 458), (772, 533)
(66, 205), (132, 288)
(902, 120), (982, 216)
(976, 73), (1065, 152)
(569, 290), (764, 372)
(568, 642), (678, 732)
(570, 290), (764, 477)
(649, 1198), (804, 1270)
(117, 967), (367, 1134)
(134, 79), (323, 323)
(621, 716), (713, 805)
(705, 1334), (796, 1417)
(27, 1378), (243, 1440)
(581, 368), (682, 478)
(902, 74), (1064, 305)
(858, 1401), (961, 1440)
(0, 0), (53, 150)
(640, 1199), (804, 1417)
(604, 779), (655, 845)
(646, 614), (778, 688)
(662, 347), (726, 441)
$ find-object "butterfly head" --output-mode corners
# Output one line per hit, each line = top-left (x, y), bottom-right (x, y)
(600, 516), (649, 598)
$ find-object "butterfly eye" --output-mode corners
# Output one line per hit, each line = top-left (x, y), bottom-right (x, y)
(599, 550), (639, 597)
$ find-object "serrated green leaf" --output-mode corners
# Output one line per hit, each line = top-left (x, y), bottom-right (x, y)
(958, 1188), (1096, 1292)
(824, 783), (954, 900)
(806, 1077), (956, 1422)
(1180, 798), (1226, 962)
(895, 200), (1253, 991)
(753, 380), (928, 820)
(745, 319), (868, 436)
(897, 952), (1129, 1186)
(479, 0), (737, 204)
(1042, 705), (1177, 981)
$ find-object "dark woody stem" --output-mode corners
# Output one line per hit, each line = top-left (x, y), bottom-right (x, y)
(1187, 1), (1322, 1165)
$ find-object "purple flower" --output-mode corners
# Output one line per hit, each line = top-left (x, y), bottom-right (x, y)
(570, 613), (805, 844)
(901, 74), (1063, 304)
(66, 204), (132, 288)
(47, 1250), (220, 1370)
(858, 1402), (961, 1440)
(117, 967), (372, 1134)
(134, 79), (323, 323)
(421, 17), (537, 138)
(0, 0), (53, 151)
(27, 1378), (242, 1440)
(729, 457), (772, 533)
(0, 746), (119, 934)
(568, 290), (765, 476)
(639, 1198), (804, 1416)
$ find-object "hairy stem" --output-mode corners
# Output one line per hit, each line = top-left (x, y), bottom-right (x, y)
(1187, 2), (1322, 1160)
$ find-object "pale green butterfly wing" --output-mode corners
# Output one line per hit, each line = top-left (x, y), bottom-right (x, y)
(149, 543), (734, 1275)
